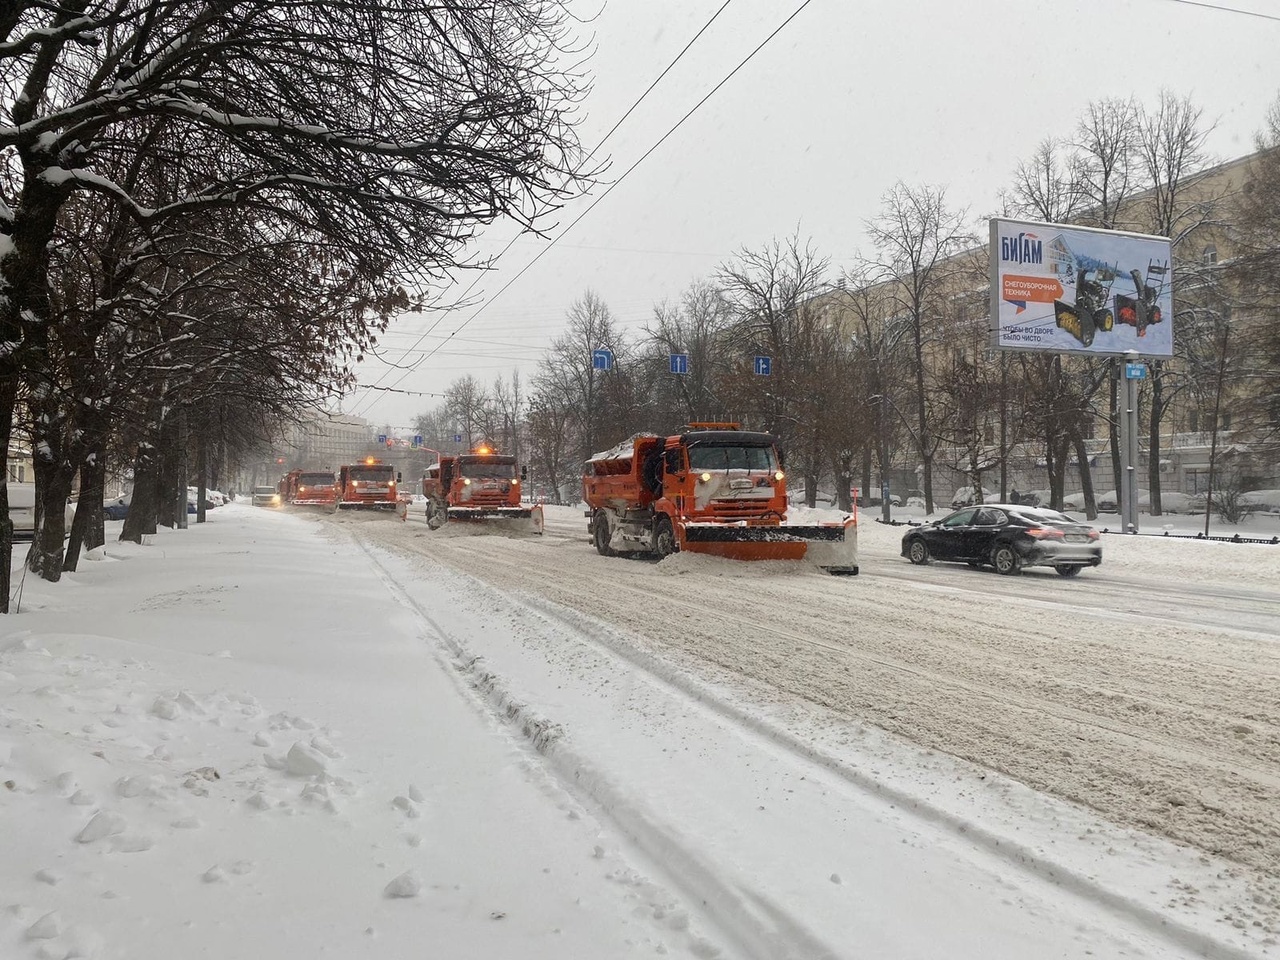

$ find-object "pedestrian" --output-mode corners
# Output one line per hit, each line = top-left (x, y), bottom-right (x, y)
(1010, 487), (1021, 505)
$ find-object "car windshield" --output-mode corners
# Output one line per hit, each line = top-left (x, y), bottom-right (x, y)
(687, 444), (777, 472)
(253, 487), (275, 495)
(459, 458), (516, 479)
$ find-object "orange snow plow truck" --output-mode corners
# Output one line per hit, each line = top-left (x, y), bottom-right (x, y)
(335, 458), (400, 510)
(583, 423), (857, 573)
(422, 446), (544, 534)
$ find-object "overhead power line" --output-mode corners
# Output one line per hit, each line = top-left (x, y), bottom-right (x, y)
(365, 0), (819, 405)
(349, 1), (737, 415)
(1159, 0), (1280, 21)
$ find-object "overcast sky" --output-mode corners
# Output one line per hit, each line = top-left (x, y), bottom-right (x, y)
(347, 0), (1280, 433)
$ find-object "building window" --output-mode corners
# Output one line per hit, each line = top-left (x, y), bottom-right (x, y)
(1221, 412), (1232, 430)
(1188, 410), (1199, 433)
(1202, 244), (1217, 264)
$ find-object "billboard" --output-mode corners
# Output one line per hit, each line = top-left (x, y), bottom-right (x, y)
(989, 218), (1174, 357)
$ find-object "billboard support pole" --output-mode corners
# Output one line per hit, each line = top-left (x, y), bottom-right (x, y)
(1120, 350), (1141, 534)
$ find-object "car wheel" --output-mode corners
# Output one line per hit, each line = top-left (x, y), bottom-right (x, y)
(991, 543), (1022, 575)
(907, 538), (929, 565)
(593, 511), (615, 557)
(1055, 565), (1082, 578)
(653, 516), (677, 558)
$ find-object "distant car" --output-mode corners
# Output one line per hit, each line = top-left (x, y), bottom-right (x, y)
(901, 504), (1102, 577)
(1241, 489), (1280, 514)
(1095, 489), (1150, 513)
(7, 483), (78, 539)
(252, 485), (281, 507)
(103, 497), (130, 521)
(950, 486), (994, 509)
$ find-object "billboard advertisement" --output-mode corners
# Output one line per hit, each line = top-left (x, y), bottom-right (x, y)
(989, 218), (1174, 357)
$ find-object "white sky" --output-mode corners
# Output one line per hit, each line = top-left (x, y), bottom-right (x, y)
(348, 0), (1280, 432)
(3, 503), (1278, 958)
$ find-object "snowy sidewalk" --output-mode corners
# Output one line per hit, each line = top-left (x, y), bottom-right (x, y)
(0, 506), (712, 960)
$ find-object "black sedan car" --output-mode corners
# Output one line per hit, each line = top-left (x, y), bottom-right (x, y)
(901, 504), (1101, 576)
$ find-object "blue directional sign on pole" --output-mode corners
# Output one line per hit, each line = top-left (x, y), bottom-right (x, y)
(412, 435), (423, 449)
(592, 348), (613, 371)
(1124, 362), (1148, 380)
(453, 434), (462, 443)
(377, 434), (387, 445)
(670, 353), (689, 375)
(754, 356), (772, 376)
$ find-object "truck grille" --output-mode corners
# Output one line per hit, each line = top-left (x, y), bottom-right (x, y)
(706, 499), (776, 521)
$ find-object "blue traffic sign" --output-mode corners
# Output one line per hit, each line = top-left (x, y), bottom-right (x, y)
(592, 348), (613, 371)
(1124, 362), (1147, 380)
(670, 353), (689, 375)
(412, 435), (423, 448)
(453, 434), (462, 443)
(754, 356), (772, 376)
(377, 434), (387, 445)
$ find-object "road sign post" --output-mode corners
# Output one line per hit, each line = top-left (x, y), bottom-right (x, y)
(1119, 355), (1145, 534)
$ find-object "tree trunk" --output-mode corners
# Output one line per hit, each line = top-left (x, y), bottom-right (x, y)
(1147, 362), (1165, 517)
(66, 447), (107, 568)
(1108, 362), (1121, 498)
(195, 430), (208, 524)
(1071, 428), (1098, 520)
(860, 445), (872, 510)
(27, 457), (73, 583)
(121, 443), (161, 543)
(0, 378), (18, 613)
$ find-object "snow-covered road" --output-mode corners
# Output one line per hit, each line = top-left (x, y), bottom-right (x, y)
(341, 504), (1280, 957)
(3, 503), (1277, 959)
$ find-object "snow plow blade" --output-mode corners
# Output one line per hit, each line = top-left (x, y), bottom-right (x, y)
(679, 518), (857, 574)
(446, 504), (544, 535)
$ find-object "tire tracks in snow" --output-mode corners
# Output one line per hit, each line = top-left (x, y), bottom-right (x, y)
(348, 531), (844, 960)
(371, 521), (1280, 890)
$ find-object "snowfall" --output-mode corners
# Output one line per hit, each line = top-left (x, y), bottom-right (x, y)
(1, 499), (1278, 960)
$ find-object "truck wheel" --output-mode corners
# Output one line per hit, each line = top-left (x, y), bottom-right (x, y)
(427, 500), (446, 530)
(653, 517), (677, 558)
(593, 511), (615, 557)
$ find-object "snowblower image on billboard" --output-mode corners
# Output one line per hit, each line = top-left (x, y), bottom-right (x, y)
(989, 219), (1173, 357)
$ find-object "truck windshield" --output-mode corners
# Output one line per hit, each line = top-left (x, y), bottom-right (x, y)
(298, 473), (333, 486)
(349, 467), (393, 482)
(459, 460), (516, 479)
(688, 445), (777, 472)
